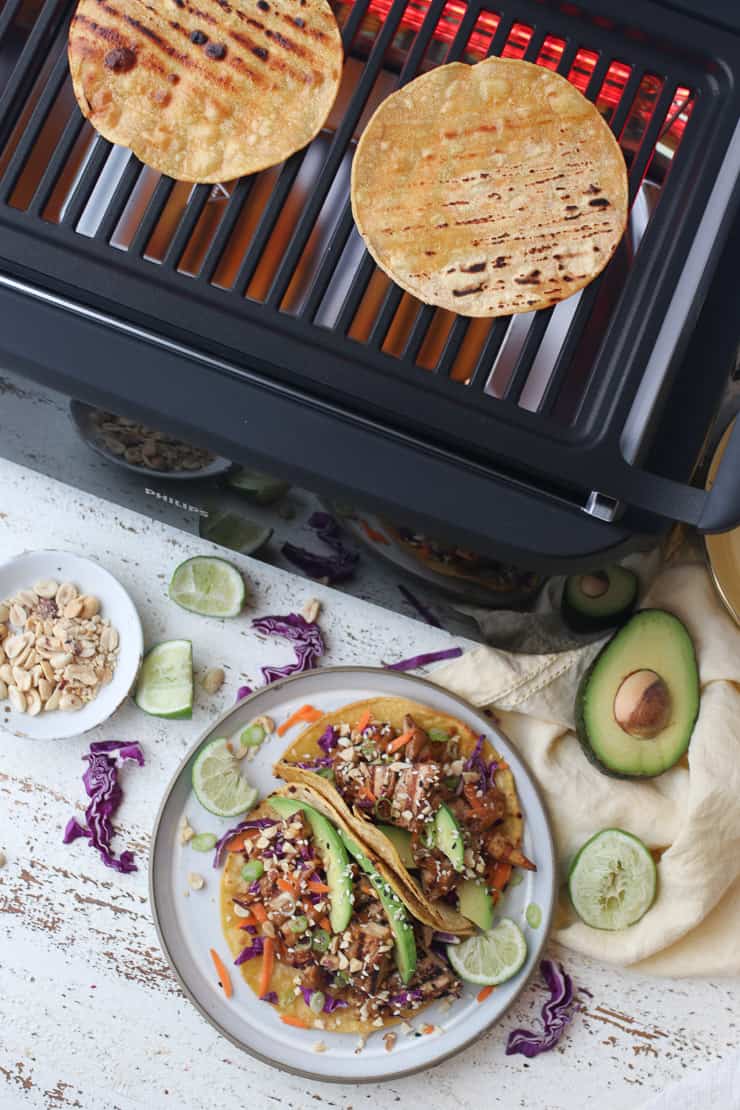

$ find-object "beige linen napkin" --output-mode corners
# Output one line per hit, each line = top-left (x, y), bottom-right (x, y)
(432, 560), (740, 976)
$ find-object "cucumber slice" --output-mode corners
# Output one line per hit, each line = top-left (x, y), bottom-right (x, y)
(135, 640), (193, 719)
(568, 828), (657, 930)
(169, 556), (246, 618)
(377, 824), (415, 869)
(192, 737), (258, 818)
(458, 878), (494, 930)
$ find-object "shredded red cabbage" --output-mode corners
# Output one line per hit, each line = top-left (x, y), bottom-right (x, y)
(260, 991), (279, 1005)
(235, 684), (253, 702)
(63, 741), (144, 874)
(282, 512), (359, 585)
(463, 735), (491, 793)
(432, 931), (460, 945)
(318, 726), (338, 752)
(234, 937), (265, 965)
(213, 818), (276, 868)
(252, 612), (325, 685)
(294, 756), (334, 771)
(382, 646), (463, 671)
(300, 986), (348, 1013)
(397, 585), (442, 628)
(506, 960), (576, 1058)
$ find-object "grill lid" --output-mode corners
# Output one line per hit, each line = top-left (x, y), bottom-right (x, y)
(1, 0), (739, 538)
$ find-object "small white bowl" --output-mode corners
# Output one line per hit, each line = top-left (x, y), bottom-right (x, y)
(0, 550), (143, 740)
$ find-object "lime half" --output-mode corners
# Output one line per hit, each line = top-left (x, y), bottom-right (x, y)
(169, 555), (246, 618)
(568, 828), (656, 930)
(192, 737), (258, 817)
(447, 918), (527, 986)
(135, 640), (193, 719)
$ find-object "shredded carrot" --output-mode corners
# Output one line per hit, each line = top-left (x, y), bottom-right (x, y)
(319, 915), (332, 932)
(356, 709), (372, 732)
(209, 948), (233, 999)
(358, 785), (377, 804)
(421, 1024), (435, 1034)
(277, 704), (324, 736)
(490, 862), (512, 891)
(463, 783), (486, 814)
(238, 917), (257, 929)
(251, 903), (267, 923)
(386, 729), (415, 754)
(359, 519), (390, 544)
(226, 830), (258, 853)
(308, 880), (330, 894)
(259, 937), (275, 997)
(277, 878), (296, 895)
(477, 985), (495, 1003)
(281, 1014), (310, 1029)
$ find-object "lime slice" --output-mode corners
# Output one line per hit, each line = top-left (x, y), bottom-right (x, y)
(447, 918), (527, 986)
(227, 468), (290, 505)
(169, 555), (246, 618)
(135, 640), (193, 719)
(192, 737), (258, 817)
(568, 828), (656, 930)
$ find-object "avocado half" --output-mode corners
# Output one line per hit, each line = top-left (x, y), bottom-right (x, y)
(575, 609), (699, 779)
(562, 565), (639, 634)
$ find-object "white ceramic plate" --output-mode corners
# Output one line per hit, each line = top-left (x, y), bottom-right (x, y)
(0, 550), (143, 740)
(150, 667), (555, 1082)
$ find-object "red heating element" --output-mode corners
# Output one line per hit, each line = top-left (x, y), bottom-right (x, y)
(340, 0), (692, 138)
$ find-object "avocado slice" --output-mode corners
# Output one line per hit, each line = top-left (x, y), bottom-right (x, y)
(338, 827), (417, 985)
(268, 797), (352, 932)
(575, 609), (699, 778)
(457, 878), (494, 930)
(435, 804), (465, 872)
(562, 565), (638, 633)
(377, 824), (416, 869)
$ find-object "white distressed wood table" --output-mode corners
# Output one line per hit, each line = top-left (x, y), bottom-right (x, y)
(1, 458), (737, 1110)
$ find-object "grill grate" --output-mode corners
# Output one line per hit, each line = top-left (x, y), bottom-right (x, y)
(0, 0), (738, 522)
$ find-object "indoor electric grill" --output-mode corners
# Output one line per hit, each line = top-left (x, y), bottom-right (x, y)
(0, 0), (739, 573)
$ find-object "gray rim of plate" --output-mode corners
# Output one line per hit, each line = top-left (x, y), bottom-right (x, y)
(149, 665), (556, 1083)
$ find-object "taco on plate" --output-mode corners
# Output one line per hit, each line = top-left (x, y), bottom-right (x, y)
(274, 698), (536, 936)
(220, 782), (462, 1033)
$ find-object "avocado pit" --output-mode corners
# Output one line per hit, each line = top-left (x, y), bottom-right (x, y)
(613, 669), (671, 739)
(579, 572), (610, 599)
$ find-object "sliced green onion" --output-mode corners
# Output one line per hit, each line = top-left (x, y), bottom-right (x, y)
(241, 859), (264, 882)
(309, 991), (326, 1014)
(190, 832), (217, 852)
(289, 914), (309, 933)
(312, 928), (331, 952)
(444, 775), (461, 792)
(428, 727), (450, 743)
(294, 936), (313, 951)
(421, 821), (436, 849)
(525, 903), (542, 929)
(333, 971), (350, 987)
(508, 870), (524, 888)
(239, 723), (266, 749)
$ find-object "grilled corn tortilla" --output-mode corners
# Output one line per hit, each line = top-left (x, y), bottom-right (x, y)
(68, 0), (343, 182)
(221, 786), (459, 1031)
(275, 696), (526, 934)
(351, 57), (628, 316)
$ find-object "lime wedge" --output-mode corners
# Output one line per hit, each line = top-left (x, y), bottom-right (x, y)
(199, 513), (273, 555)
(446, 918), (527, 986)
(135, 640), (193, 719)
(169, 555), (246, 618)
(192, 737), (258, 818)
